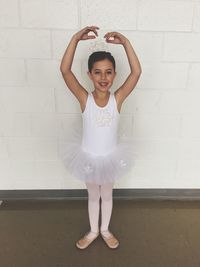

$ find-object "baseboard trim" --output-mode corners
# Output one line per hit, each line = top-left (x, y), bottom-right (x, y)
(1, 189), (200, 201)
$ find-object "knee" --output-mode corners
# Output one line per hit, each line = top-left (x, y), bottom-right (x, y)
(87, 188), (101, 202)
(100, 187), (113, 202)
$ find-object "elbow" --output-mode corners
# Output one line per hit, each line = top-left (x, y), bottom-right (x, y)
(131, 66), (142, 78)
(60, 65), (65, 74)
(60, 62), (68, 74)
(60, 66), (71, 76)
(131, 69), (142, 79)
(137, 66), (142, 77)
(135, 69), (142, 79)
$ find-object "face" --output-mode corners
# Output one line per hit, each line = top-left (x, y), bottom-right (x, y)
(87, 59), (116, 92)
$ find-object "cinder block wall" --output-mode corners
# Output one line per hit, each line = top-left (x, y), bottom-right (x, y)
(0, 0), (200, 190)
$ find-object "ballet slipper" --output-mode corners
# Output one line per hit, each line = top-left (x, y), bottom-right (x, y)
(76, 231), (99, 249)
(100, 230), (119, 249)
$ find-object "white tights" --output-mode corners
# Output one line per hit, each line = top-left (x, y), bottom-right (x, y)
(85, 182), (114, 235)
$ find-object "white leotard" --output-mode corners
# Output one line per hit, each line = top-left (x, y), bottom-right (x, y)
(81, 92), (120, 156)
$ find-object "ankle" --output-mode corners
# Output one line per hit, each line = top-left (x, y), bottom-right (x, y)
(90, 229), (99, 234)
(100, 228), (109, 233)
(85, 230), (99, 240)
(100, 229), (113, 238)
(100, 229), (110, 235)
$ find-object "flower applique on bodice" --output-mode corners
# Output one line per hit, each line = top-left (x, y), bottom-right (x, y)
(93, 106), (113, 127)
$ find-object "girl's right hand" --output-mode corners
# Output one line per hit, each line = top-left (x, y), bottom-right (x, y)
(73, 26), (99, 42)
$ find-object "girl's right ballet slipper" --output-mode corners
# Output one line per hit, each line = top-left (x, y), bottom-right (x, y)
(100, 230), (119, 249)
(75, 231), (99, 249)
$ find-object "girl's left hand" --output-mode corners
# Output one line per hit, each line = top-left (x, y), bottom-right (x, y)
(104, 32), (128, 45)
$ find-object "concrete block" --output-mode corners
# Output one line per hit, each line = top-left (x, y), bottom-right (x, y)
(20, 0), (78, 29)
(0, 59), (26, 86)
(133, 159), (176, 182)
(0, 0), (19, 27)
(137, 63), (188, 89)
(123, 31), (163, 62)
(8, 160), (63, 189)
(176, 160), (200, 185)
(52, 29), (95, 62)
(57, 113), (82, 141)
(133, 114), (181, 138)
(121, 89), (161, 114)
(187, 63), (200, 90)
(8, 137), (57, 160)
(178, 139), (200, 160)
(32, 138), (58, 160)
(0, 137), (9, 159)
(81, 0), (137, 30)
(0, 160), (12, 189)
(134, 138), (179, 161)
(159, 91), (200, 114)
(0, 112), (31, 137)
(138, 0), (193, 31)
(30, 113), (59, 137)
(35, 161), (64, 184)
(27, 59), (66, 88)
(193, 3), (200, 32)
(9, 160), (36, 182)
(164, 33), (200, 62)
(0, 29), (51, 59)
(118, 114), (133, 138)
(8, 138), (35, 160)
(0, 87), (55, 113)
(181, 114), (200, 138)
(52, 30), (75, 60)
(55, 88), (81, 113)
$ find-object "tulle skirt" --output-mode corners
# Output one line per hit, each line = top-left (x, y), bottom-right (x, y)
(58, 121), (137, 185)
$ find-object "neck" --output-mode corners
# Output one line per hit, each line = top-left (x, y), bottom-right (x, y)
(92, 89), (110, 99)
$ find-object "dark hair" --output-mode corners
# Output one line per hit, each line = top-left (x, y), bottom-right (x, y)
(88, 51), (116, 73)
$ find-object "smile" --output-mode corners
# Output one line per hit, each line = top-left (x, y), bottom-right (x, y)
(99, 82), (108, 86)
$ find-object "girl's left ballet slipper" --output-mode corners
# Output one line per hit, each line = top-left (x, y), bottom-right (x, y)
(100, 230), (119, 249)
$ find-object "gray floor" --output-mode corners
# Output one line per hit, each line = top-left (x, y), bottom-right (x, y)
(1, 199), (200, 267)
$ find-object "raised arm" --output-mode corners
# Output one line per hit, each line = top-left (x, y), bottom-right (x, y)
(104, 32), (142, 109)
(60, 26), (99, 111)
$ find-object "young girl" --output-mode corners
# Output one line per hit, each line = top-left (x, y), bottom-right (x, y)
(60, 26), (141, 249)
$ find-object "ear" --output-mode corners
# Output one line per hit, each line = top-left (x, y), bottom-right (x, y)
(87, 71), (92, 80)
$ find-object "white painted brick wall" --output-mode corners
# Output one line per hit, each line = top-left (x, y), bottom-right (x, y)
(0, 0), (200, 190)
(0, 29), (51, 58)
(137, 63), (189, 89)
(188, 64), (200, 90)
(0, 0), (19, 27)
(0, 59), (26, 86)
(164, 33), (200, 62)
(193, 3), (200, 32)
(81, 0), (137, 30)
(138, 0), (194, 31)
(20, 0), (78, 29)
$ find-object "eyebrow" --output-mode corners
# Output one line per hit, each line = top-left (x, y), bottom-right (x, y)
(94, 68), (113, 71)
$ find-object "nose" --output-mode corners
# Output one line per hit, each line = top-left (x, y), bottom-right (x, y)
(101, 73), (106, 79)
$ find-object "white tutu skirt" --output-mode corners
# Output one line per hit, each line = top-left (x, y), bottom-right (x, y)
(58, 122), (137, 185)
